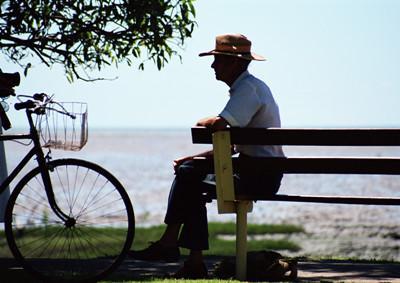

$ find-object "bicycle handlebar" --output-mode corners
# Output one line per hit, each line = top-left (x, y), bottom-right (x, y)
(15, 93), (76, 119)
(15, 93), (50, 112)
(14, 100), (36, 110)
(3, 93), (77, 131)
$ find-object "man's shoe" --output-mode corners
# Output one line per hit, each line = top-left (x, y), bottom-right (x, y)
(170, 261), (208, 279)
(128, 241), (180, 262)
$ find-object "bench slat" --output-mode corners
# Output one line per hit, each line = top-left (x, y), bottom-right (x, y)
(240, 157), (400, 175)
(202, 190), (400, 205)
(191, 127), (400, 146)
(238, 194), (400, 205)
(194, 157), (400, 175)
(203, 183), (400, 205)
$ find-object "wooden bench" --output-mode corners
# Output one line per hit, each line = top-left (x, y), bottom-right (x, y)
(191, 126), (400, 280)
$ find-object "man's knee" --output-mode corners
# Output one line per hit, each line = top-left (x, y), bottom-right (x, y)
(175, 160), (206, 181)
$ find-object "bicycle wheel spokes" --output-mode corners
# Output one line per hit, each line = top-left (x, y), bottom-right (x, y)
(5, 159), (134, 283)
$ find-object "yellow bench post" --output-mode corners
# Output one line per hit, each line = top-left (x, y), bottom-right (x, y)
(235, 200), (251, 280)
(212, 130), (252, 280)
(212, 130), (236, 213)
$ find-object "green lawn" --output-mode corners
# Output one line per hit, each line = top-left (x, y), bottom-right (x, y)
(133, 222), (304, 256)
(0, 226), (130, 258)
(1, 222), (304, 258)
(0, 222), (304, 282)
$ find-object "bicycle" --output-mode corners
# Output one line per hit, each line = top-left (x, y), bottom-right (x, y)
(0, 93), (135, 282)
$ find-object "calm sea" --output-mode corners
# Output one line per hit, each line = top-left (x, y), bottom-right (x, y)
(4, 128), (400, 260)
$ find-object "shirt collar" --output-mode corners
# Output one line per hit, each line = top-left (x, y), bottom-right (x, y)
(229, 70), (250, 95)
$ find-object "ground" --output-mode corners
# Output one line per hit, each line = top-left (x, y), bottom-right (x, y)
(1, 256), (399, 282)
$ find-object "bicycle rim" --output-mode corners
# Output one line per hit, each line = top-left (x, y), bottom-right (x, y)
(5, 158), (134, 283)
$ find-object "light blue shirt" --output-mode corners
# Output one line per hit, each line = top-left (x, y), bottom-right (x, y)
(219, 70), (284, 157)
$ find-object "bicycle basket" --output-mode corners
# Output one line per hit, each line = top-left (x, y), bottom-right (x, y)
(38, 102), (88, 151)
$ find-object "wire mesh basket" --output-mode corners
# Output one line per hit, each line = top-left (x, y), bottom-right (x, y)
(38, 102), (88, 151)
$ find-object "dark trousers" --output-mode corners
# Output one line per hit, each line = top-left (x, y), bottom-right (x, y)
(164, 156), (283, 251)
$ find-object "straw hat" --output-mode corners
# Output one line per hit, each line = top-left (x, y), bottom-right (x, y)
(199, 34), (265, 61)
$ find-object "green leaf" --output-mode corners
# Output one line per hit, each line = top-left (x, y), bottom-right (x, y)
(23, 63), (32, 77)
(156, 56), (162, 70)
(0, 0), (197, 82)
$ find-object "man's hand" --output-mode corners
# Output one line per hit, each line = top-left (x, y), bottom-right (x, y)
(173, 156), (194, 173)
(196, 116), (229, 131)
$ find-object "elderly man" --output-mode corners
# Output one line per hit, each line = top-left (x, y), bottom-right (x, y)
(130, 34), (284, 279)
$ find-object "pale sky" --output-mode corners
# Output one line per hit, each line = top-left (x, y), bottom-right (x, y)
(2, 0), (400, 129)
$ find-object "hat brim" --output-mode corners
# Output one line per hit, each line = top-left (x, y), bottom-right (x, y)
(199, 50), (266, 61)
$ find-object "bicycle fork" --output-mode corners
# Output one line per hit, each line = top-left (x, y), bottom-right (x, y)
(39, 155), (76, 226)
(28, 111), (73, 226)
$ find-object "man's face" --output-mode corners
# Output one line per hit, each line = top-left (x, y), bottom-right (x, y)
(211, 55), (236, 83)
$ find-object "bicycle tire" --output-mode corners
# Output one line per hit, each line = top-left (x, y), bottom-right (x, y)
(5, 158), (135, 283)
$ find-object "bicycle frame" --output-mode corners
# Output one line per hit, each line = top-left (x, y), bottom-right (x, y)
(0, 109), (71, 222)
(2, 96), (135, 283)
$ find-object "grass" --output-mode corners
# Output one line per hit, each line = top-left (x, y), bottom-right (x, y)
(0, 226), (129, 258)
(211, 222), (304, 235)
(304, 255), (400, 264)
(0, 222), (302, 258)
(0, 222), (304, 282)
(133, 222), (303, 256)
(104, 222), (303, 282)
(0, 230), (12, 257)
(103, 280), (241, 283)
(3, 222), (398, 283)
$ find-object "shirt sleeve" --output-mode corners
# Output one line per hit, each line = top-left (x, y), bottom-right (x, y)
(219, 82), (261, 127)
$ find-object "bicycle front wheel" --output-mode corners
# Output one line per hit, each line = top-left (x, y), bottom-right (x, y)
(5, 158), (134, 283)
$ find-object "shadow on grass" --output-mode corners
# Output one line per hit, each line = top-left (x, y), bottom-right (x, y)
(0, 255), (226, 282)
(1, 256), (400, 282)
(0, 258), (41, 283)
(298, 260), (400, 282)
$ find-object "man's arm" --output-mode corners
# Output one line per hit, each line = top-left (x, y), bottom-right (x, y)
(174, 120), (236, 170)
(173, 116), (230, 173)
(196, 115), (229, 131)
(173, 149), (213, 173)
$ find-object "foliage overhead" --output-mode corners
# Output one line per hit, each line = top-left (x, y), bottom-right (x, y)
(0, 0), (196, 81)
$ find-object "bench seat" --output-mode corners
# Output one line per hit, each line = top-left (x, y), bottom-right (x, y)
(191, 127), (400, 280)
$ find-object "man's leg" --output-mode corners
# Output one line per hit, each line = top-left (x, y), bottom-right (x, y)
(164, 159), (211, 250)
(164, 160), (213, 278)
(130, 159), (212, 266)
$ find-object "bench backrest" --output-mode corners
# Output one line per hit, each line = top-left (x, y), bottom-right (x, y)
(192, 127), (400, 146)
(191, 127), (400, 213)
